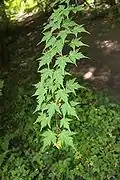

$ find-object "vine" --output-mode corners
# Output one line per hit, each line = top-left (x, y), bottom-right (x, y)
(34, 0), (88, 150)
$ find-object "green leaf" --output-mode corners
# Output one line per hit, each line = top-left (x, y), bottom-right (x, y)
(53, 69), (64, 87)
(60, 118), (72, 130)
(45, 36), (56, 49)
(56, 89), (68, 103)
(55, 56), (68, 73)
(70, 38), (88, 50)
(72, 25), (88, 37)
(70, 101), (80, 107)
(53, 39), (64, 54)
(57, 30), (68, 43)
(35, 113), (50, 130)
(41, 31), (52, 43)
(69, 50), (86, 64)
(51, 5), (65, 21)
(62, 19), (77, 29)
(41, 68), (53, 82)
(38, 51), (52, 68)
(61, 103), (78, 118)
(72, 5), (83, 13)
(57, 130), (76, 149)
(42, 130), (57, 149)
(47, 103), (60, 119)
(66, 78), (80, 94)
(34, 82), (47, 112)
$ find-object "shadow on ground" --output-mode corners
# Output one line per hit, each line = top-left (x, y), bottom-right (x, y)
(71, 19), (120, 96)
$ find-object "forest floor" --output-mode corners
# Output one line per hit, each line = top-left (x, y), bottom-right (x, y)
(1, 12), (120, 101)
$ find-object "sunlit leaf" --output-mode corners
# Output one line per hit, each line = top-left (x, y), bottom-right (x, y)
(41, 68), (53, 82)
(66, 78), (80, 94)
(69, 50), (86, 64)
(57, 130), (76, 149)
(55, 56), (68, 73)
(70, 38), (88, 50)
(47, 103), (61, 119)
(41, 31), (52, 43)
(35, 113), (50, 130)
(45, 36), (56, 49)
(60, 118), (72, 130)
(53, 69), (64, 87)
(61, 103), (78, 119)
(42, 130), (57, 149)
(72, 25), (89, 37)
(56, 89), (68, 103)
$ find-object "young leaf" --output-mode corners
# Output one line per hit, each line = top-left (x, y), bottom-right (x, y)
(41, 31), (52, 43)
(53, 69), (64, 87)
(62, 19), (77, 29)
(61, 103), (78, 119)
(55, 56), (68, 73)
(42, 130), (57, 149)
(53, 39), (64, 54)
(35, 113), (50, 130)
(41, 68), (53, 82)
(47, 103), (61, 119)
(57, 30), (68, 44)
(69, 50), (86, 64)
(72, 25), (89, 37)
(56, 89), (68, 103)
(70, 38), (88, 50)
(66, 78), (80, 94)
(45, 36), (56, 49)
(60, 118), (72, 130)
(57, 130), (76, 149)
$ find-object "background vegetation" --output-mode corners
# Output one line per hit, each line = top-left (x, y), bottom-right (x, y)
(0, 0), (120, 179)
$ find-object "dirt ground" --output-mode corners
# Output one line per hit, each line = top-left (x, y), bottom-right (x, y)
(71, 18), (120, 96)
(3, 13), (120, 98)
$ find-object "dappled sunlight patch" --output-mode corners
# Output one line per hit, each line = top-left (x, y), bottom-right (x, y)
(83, 67), (96, 80)
(96, 40), (120, 54)
(83, 66), (111, 82)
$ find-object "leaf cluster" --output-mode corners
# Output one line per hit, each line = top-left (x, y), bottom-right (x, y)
(34, 0), (88, 149)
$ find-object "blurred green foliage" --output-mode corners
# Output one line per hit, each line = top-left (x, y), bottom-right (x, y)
(0, 85), (120, 179)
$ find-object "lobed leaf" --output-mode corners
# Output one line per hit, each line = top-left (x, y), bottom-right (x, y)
(42, 130), (57, 149)
(57, 130), (76, 149)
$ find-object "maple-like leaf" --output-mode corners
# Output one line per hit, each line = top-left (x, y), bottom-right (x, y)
(55, 56), (68, 73)
(56, 89), (68, 103)
(61, 102), (78, 119)
(70, 38), (88, 50)
(45, 36), (56, 49)
(40, 68), (53, 82)
(60, 118), (72, 130)
(57, 130), (76, 149)
(35, 113), (50, 130)
(47, 103), (61, 119)
(41, 31), (52, 43)
(42, 130), (57, 149)
(69, 50), (86, 64)
(53, 39), (64, 54)
(53, 69), (64, 87)
(66, 78), (80, 94)
(72, 25), (89, 37)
